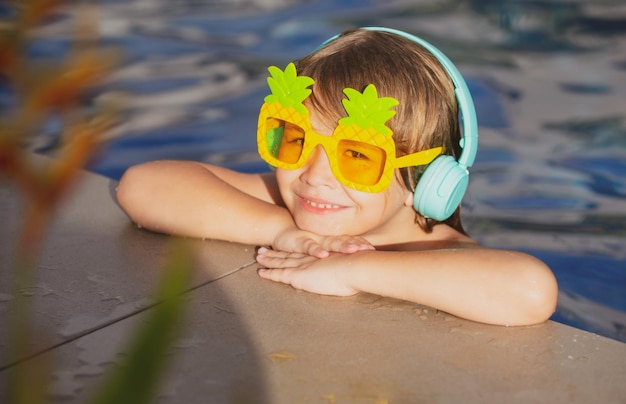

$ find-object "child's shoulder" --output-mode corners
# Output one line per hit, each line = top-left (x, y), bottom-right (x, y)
(379, 224), (479, 252)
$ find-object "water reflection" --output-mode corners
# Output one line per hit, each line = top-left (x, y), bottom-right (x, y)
(24, 0), (626, 342)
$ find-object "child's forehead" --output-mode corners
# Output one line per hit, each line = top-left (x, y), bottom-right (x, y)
(306, 104), (335, 134)
(304, 87), (351, 118)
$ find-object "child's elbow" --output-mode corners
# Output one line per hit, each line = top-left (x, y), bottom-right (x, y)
(116, 164), (149, 223)
(517, 257), (558, 325)
(116, 166), (135, 210)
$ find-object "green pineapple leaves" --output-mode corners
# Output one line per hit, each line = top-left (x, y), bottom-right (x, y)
(263, 63), (399, 135)
(339, 85), (399, 136)
(265, 62), (314, 115)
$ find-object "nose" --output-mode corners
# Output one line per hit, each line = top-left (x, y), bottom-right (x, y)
(299, 145), (337, 189)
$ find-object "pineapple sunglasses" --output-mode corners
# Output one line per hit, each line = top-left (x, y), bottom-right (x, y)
(257, 63), (443, 194)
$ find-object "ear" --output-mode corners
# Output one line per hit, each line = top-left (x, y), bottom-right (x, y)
(403, 189), (414, 207)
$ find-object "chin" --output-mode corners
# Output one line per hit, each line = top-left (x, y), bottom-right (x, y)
(295, 218), (346, 237)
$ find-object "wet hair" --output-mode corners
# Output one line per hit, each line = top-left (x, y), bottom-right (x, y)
(295, 28), (466, 234)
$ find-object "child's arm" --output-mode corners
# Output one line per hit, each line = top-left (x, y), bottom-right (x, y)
(116, 160), (294, 246)
(116, 161), (373, 255)
(256, 246), (558, 326)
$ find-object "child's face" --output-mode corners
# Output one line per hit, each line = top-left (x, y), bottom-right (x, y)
(275, 107), (415, 239)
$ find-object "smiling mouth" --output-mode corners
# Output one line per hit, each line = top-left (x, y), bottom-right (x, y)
(305, 199), (343, 209)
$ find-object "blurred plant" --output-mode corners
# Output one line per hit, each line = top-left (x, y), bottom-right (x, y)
(1, 1), (191, 403)
(5, 238), (192, 403)
(90, 244), (192, 404)
(1, 0), (117, 257)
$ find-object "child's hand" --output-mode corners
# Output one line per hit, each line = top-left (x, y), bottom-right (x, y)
(256, 248), (358, 296)
(272, 227), (374, 258)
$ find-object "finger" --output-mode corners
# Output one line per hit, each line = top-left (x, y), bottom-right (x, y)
(257, 267), (313, 293)
(256, 250), (310, 260)
(353, 237), (376, 251)
(256, 254), (318, 269)
(257, 267), (293, 284)
(322, 237), (374, 254)
(300, 238), (329, 258)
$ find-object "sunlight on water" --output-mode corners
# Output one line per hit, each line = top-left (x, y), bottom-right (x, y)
(13, 0), (626, 342)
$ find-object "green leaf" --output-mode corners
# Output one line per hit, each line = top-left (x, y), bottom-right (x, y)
(90, 241), (193, 404)
(371, 110), (397, 124)
(339, 84), (398, 136)
(264, 63), (314, 114)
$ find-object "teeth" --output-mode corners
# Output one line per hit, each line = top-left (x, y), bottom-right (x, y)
(306, 199), (340, 209)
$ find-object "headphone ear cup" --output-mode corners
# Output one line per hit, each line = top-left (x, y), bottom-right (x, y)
(413, 155), (469, 221)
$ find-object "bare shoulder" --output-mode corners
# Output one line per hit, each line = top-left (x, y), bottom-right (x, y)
(381, 224), (481, 252)
(431, 224), (481, 249)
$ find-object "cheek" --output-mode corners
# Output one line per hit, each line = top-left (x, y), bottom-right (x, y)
(275, 168), (294, 188)
(275, 169), (297, 202)
(343, 167), (409, 203)
(387, 175), (414, 207)
(353, 181), (411, 217)
(345, 189), (388, 214)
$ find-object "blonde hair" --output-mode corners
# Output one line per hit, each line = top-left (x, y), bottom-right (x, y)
(295, 28), (466, 234)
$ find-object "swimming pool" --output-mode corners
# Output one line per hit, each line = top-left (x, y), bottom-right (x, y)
(26, 0), (626, 342)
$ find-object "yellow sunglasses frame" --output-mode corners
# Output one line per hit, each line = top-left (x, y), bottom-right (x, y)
(257, 102), (443, 193)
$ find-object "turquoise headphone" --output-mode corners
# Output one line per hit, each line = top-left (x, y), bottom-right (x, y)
(319, 27), (479, 221)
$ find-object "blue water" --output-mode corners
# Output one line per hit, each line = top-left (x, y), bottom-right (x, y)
(25, 0), (626, 342)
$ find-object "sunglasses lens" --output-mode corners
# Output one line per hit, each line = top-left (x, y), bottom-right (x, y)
(337, 140), (386, 186)
(262, 116), (388, 190)
(264, 118), (305, 164)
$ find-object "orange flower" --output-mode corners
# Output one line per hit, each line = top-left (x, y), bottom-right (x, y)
(26, 51), (116, 112)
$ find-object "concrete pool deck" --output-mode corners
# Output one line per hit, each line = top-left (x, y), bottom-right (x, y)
(1, 161), (625, 403)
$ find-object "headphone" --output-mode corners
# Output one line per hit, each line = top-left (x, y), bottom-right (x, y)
(319, 27), (479, 221)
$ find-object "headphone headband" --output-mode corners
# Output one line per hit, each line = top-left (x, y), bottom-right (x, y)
(319, 27), (478, 169)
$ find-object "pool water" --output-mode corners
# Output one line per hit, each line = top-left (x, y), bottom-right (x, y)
(22, 0), (626, 342)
